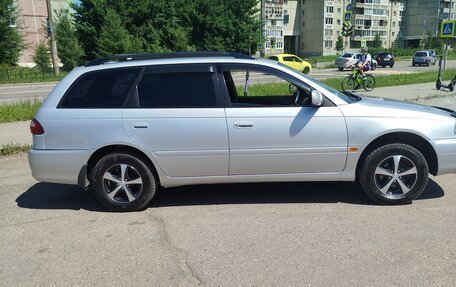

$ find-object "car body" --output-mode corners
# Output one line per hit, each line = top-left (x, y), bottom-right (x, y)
(28, 52), (456, 211)
(412, 51), (436, 66)
(268, 54), (312, 74)
(373, 52), (395, 68)
(335, 52), (378, 71)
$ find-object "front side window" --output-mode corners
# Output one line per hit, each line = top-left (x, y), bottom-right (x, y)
(222, 67), (312, 107)
(137, 72), (217, 108)
(59, 68), (141, 108)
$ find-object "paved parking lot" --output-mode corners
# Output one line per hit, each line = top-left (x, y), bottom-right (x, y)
(1, 154), (456, 286)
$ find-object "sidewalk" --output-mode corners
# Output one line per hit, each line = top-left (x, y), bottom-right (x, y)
(0, 82), (455, 147)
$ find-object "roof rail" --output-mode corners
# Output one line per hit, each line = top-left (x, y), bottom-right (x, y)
(85, 51), (254, 67)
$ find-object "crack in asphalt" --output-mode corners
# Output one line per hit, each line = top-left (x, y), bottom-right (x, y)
(147, 211), (204, 286)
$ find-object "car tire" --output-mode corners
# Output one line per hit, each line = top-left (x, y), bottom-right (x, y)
(303, 66), (310, 74)
(382, 65), (386, 68)
(359, 143), (429, 205)
(338, 67), (344, 71)
(371, 63), (377, 71)
(389, 63), (394, 68)
(91, 152), (157, 212)
(412, 62), (415, 66)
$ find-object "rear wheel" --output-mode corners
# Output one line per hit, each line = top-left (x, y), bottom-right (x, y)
(390, 63), (394, 68)
(303, 66), (310, 74)
(436, 79), (441, 90)
(341, 76), (357, 92)
(338, 67), (344, 71)
(381, 65), (386, 68)
(92, 152), (157, 211)
(359, 143), (429, 205)
(371, 63), (377, 71)
(363, 75), (376, 91)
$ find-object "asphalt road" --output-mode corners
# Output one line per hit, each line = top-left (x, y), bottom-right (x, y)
(3, 60), (456, 104)
(1, 154), (456, 286)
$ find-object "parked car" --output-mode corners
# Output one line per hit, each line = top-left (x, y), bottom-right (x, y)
(373, 52), (395, 68)
(29, 52), (456, 211)
(412, 51), (436, 66)
(335, 53), (378, 71)
(268, 54), (312, 74)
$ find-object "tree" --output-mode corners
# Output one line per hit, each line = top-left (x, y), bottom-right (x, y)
(95, 8), (132, 57)
(373, 34), (382, 49)
(0, 0), (25, 65)
(33, 42), (51, 72)
(335, 35), (344, 53)
(55, 9), (85, 71)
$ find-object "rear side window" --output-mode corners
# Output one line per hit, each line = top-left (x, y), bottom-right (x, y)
(59, 68), (141, 108)
(268, 56), (279, 61)
(137, 72), (217, 108)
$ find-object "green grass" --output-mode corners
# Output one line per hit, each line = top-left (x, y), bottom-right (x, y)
(0, 67), (66, 84)
(322, 68), (456, 90)
(236, 82), (290, 97)
(0, 142), (31, 156)
(0, 99), (42, 123)
(307, 55), (340, 63)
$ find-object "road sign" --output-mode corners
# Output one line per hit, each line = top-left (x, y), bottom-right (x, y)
(346, 4), (352, 12)
(257, 42), (263, 50)
(344, 12), (352, 22)
(361, 39), (367, 47)
(440, 20), (455, 38)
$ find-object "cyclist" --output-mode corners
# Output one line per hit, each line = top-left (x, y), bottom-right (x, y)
(356, 47), (371, 78)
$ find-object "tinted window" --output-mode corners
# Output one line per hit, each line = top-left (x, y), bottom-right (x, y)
(268, 56), (279, 61)
(137, 72), (217, 108)
(415, 52), (427, 57)
(342, 53), (353, 58)
(59, 68), (141, 108)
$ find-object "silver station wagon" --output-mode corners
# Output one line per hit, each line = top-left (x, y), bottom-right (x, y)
(29, 52), (456, 211)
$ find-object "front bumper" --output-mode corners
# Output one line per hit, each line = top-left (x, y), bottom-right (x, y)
(28, 149), (92, 185)
(433, 138), (456, 175)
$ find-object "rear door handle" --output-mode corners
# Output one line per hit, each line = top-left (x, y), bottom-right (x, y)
(132, 122), (149, 129)
(234, 121), (253, 129)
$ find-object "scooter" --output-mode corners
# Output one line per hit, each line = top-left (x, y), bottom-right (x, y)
(436, 55), (456, 91)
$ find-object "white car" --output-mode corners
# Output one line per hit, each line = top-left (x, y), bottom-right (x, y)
(335, 53), (378, 71)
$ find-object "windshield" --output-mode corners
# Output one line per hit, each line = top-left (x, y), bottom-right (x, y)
(277, 62), (357, 103)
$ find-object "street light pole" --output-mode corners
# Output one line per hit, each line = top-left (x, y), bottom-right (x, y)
(444, 0), (453, 69)
(45, 0), (59, 76)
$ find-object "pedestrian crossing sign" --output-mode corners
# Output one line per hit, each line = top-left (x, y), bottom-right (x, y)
(440, 20), (455, 38)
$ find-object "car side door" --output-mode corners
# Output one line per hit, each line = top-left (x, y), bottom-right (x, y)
(122, 64), (229, 177)
(219, 64), (348, 176)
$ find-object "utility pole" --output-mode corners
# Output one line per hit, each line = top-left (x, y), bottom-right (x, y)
(45, 0), (59, 76)
(444, 0), (453, 69)
(260, 0), (265, 57)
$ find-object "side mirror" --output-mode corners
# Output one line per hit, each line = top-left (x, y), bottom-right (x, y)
(311, 90), (324, 106)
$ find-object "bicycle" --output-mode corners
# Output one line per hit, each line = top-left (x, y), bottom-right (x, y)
(341, 66), (376, 92)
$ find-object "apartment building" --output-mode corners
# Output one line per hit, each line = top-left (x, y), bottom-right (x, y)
(261, 0), (285, 56)
(15, 0), (70, 66)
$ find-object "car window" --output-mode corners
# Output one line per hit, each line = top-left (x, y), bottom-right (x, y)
(283, 56), (295, 62)
(342, 53), (353, 58)
(222, 67), (312, 107)
(268, 56), (279, 61)
(292, 56), (302, 63)
(137, 72), (217, 108)
(58, 68), (141, 108)
(415, 52), (427, 57)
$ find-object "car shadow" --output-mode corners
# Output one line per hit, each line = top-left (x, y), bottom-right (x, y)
(16, 179), (444, 211)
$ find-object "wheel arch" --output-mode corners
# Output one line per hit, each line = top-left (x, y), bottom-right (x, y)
(86, 144), (162, 187)
(356, 132), (438, 178)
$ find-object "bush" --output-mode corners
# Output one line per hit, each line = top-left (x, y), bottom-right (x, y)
(33, 42), (51, 73)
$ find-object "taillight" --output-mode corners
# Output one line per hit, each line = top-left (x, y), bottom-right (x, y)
(30, 118), (44, 135)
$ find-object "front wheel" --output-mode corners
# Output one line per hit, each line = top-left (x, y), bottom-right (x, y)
(91, 152), (157, 211)
(436, 79), (441, 90)
(303, 66), (310, 74)
(363, 74), (376, 91)
(371, 63), (377, 71)
(338, 67), (344, 71)
(341, 75), (357, 92)
(359, 143), (429, 205)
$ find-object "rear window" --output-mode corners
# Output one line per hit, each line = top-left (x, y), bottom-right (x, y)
(378, 53), (391, 57)
(342, 53), (353, 58)
(268, 56), (279, 61)
(59, 68), (141, 108)
(415, 52), (427, 57)
(137, 72), (217, 108)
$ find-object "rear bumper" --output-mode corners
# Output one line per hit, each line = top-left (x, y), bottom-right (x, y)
(28, 149), (92, 185)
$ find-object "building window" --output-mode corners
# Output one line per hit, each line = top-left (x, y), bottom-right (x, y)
(324, 40), (333, 48)
(337, 19), (341, 26)
(325, 29), (333, 36)
(337, 8), (341, 15)
(326, 6), (334, 13)
(325, 18), (333, 25)
(302, 21), (305, 27)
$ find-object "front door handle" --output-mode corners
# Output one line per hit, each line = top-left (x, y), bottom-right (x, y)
(132, 122), (149, 129)
(234, 121), (253, 129)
